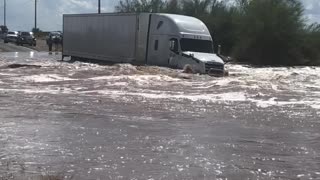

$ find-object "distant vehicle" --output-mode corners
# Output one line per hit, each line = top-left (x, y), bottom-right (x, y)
(46, 31), (63, 45)
(16, 32), (36, 46)
(4, 31), (19, 43)
(0, 25), (8, 39)
(62, 13), (226, 76)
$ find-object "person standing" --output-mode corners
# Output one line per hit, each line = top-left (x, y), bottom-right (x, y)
(47, 34), (53, 54)
(53, 35), (59, 53)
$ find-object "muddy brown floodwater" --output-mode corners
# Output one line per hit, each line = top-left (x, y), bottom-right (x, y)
(0, 52), (319, 179)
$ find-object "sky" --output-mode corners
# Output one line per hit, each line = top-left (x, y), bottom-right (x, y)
(0, 0), (319, 31)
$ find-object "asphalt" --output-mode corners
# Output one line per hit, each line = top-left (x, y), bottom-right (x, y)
(0, 40), (35, 52)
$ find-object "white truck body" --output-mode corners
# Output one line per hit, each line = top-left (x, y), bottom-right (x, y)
(63, 13), (225, 75)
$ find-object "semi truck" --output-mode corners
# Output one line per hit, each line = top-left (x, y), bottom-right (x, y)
(62, 13), (225, 76)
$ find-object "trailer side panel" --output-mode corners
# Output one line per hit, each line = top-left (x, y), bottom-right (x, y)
(63, 14), (138, 63)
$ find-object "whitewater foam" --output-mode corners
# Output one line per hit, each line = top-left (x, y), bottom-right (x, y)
(12, 74), (77, 83)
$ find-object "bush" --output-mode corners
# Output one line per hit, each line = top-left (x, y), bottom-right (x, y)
(301, 23), (320, 65)
(233, 0), (306, 65)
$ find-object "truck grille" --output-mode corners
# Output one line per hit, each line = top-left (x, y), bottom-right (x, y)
(205, 62), (224, 76)
(205, 63), (224, 72)
(7, 37), (16, 40)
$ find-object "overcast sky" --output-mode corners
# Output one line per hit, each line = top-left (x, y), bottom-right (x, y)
(0, 0), (319, 31)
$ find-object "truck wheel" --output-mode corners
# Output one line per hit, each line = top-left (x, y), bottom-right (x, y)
(70, 56), (78, 62)
(182, 64), (194, 74)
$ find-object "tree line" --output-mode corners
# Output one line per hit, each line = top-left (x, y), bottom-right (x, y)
(115, 0), (320, 66)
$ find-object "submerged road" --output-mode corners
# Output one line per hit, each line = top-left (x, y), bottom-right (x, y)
(0, 52), (319, 179)
(0, 40), (34, 53)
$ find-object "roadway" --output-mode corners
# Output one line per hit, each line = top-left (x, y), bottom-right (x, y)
(0, 40), (35, 52)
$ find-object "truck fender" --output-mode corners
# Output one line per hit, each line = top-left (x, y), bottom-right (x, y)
(168, 56), (179, 69)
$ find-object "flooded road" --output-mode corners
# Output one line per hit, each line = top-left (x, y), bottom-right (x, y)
(0, 52), (319, 179)
(0, 40), (34, 53)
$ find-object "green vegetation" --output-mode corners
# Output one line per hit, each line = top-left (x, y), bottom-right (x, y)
(115, 0), (320, 66)
(32, 28), (42, 33)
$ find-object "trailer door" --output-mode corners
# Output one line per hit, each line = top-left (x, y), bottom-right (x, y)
(146, 15), (171, 66)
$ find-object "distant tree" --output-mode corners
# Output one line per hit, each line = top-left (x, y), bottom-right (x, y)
(163, 0), (180, 14)
(180, 0), (211, 17)
(115, 0), (135, 12)
(301, 23), (320, 65)
(204, 1), (238, 55)
(32, 28), (41, 33)
(150, 0), (166, 12)
(0, 25), (8, 33)
(115, 0), (165, 13)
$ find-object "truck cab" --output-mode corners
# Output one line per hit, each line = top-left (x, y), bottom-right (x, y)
(146, 14), (225, 76)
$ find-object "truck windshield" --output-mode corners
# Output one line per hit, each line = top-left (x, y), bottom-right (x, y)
(180, 38), (213, 53)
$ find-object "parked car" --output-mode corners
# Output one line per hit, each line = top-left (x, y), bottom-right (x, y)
(16, 32), (36, 46)
(4, 31), (19, 43)
(0, 33), (5, 40)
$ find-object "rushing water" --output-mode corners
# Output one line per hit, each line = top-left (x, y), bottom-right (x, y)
(0, 52), (319, 179)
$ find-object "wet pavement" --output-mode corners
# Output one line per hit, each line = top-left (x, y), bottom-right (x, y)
(0, 40), (34, 53)
(0, 52), (319, 179)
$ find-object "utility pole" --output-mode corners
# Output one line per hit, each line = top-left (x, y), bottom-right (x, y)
(34, 0), (37, 31)
(4, 0), (6, 26)
(98, 0), (101, 14)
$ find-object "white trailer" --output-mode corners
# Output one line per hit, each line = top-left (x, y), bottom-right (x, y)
(62, 13), (225, 76)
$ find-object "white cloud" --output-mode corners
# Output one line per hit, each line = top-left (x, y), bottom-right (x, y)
(1, 0), (119, 31)
(301, 0), (320, 23)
